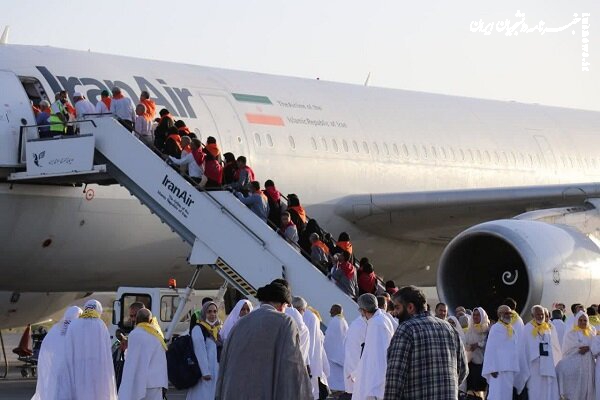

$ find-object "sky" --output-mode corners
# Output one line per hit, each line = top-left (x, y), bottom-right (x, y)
(2, 0), (598, 111)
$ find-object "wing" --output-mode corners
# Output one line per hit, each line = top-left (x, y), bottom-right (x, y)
(335, 182), (600, 244)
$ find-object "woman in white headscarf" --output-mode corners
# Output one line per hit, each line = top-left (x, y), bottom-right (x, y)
(32, 306), (82, 400)
(557, 310), (595, 400)
(187, 301), (222, 400)
(463, 307), (489, 394)
(220, 300), (252, 341)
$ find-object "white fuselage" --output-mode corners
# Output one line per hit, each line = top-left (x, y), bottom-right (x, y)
(1, 44), (600, 293)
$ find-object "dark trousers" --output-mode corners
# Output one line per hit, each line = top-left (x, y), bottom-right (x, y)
(118, 119), (134, 132)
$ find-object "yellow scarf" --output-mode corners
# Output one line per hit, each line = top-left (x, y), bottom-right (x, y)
(573, 325), (592, 337)
(80, 309), (101, 319)
(589, 315), (600, 327)
(531, 320), (552, 337)
(510, 310), (519, 324)
(199, 321), (221, 341)
(137, 322), (167, 350)
(499, 320), (513, 338)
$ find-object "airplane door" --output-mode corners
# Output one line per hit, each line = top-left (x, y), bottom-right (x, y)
(201, 95), (249, 158)
(0, 70), (35, 166)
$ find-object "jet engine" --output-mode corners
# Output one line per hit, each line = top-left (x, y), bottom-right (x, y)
(437, 217), (600, 318)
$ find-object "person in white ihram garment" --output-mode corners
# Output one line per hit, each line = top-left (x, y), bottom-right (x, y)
(31, 306), (82, 400)
(220, 299), (253, 341)
(352, 293), (394, 400)
(344, 311), (367, 396)
(187, 301), (222, 400)
(556, 310), (595, 400)
(323, 304), (348, 395)
(286, 304), (311, 367)
(515, 305), (561, 400)
(482, 305), (520, 400)
(64, 299), (117, 400)
(297, 297), (330, 399)
(118, 308), (168, 400)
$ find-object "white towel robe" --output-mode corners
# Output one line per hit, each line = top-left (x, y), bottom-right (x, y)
(64, 317), (117, 400)
(118, 327), (168, 400)
(186, 326), (219, 400)
(516, 322), (561, 400)
(286, 307), (311, 365)
(482, 323), (520, 400)
(557, 329), (594, 400)
(352, 310), (394, 400)
(324, 315), (349, 391)
(591, 335), (600, 400)
(304, 309), (330, 399)
(344, 316), (367, 394)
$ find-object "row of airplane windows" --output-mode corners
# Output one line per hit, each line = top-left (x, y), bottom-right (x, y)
(250, 132), (594, 170)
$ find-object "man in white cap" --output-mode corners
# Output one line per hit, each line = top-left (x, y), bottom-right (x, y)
(32, 306), (82, 400)
(344, 310), (367, 396)
(118, 308), (168, 400)
(353, 293), (394, 400)
(64, 299), (117, 400)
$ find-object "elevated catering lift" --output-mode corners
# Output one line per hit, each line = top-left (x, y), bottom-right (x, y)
(10, 117), (358, 325)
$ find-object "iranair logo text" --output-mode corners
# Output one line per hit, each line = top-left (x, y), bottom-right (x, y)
(162, 175), (195, 207)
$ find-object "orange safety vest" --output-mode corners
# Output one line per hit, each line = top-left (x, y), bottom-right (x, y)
(288, 205), (307, 223)
(336, 241), (353, 254)
(166, 134), (182, 152)
(312, 240), (330, 255)
(140, 98), (156, 121)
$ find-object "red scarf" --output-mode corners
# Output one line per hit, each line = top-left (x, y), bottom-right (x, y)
(338, 261), (355, 280)
(264, 186), (281, 203)
(234, 165), (256, 182)
(192, 147), (205, 166)
(102, 97), (111, 110)
(336, 241), (353, 254)
(288, 205), (307, 223)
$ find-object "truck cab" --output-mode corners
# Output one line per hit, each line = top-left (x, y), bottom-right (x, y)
(110, 286), (216, 340)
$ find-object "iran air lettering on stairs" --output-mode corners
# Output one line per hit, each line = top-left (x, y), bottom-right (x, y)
(159, 174), (194, 218)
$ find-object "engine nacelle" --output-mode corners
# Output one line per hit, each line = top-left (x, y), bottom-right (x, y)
(438, 219), (600, 317)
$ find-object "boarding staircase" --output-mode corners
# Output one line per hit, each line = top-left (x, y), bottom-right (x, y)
(11, 117), (358, 323)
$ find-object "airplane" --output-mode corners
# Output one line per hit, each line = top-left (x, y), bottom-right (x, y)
(1, 39), (600, 328)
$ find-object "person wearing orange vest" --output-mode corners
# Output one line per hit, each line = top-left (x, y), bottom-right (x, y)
(139, 91), (156, 121)
(287, 194), (307, 233)
(154, 109), (174, 151)
(202, 137), (223, 188)
(231, 156), (255, 193)
(310, 233), (331, 274)
(164, 126), (182, 158)
(235, 181), (269, 222)
(175, 120), (191, 137)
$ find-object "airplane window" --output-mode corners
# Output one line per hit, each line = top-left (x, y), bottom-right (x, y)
(288, 136), (296, 149)
(363, 142), (370, 154)
(393, 144), (399, 157)
(266, 134), (274, 147)
(254, 133), (262, 147)
(321, 138), (328, 151)
(422, 145), (428, 159)
(311, 137), (317, 150)
(332, 139), (339, 153)
(402, 144), (409, 157)
(237, 136), (243, 144)
(373, 142), (380, 155)
(383, 143), (390, 156)
(343, 140), (349, 152)
(353, 141), (359, 153)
